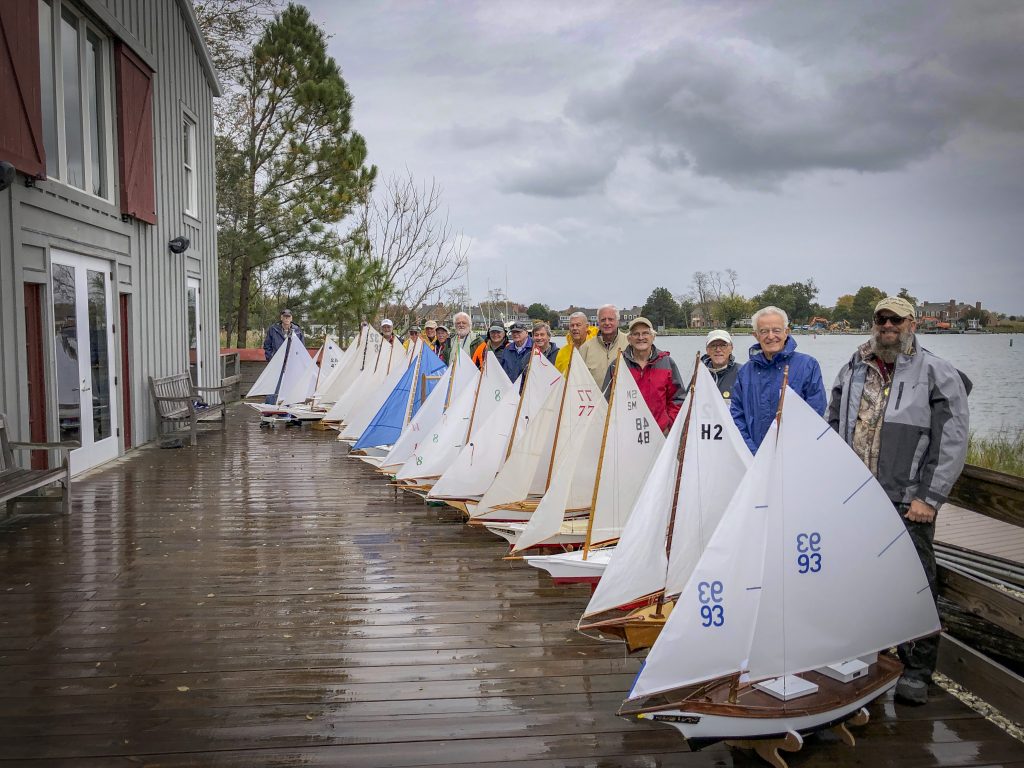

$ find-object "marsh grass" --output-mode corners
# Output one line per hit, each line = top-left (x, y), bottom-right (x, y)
(967, 428), (1024, 477)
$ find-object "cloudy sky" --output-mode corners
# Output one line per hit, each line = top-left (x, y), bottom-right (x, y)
(303, 0), (1024, 313)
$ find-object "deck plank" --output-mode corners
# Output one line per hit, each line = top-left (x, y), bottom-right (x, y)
(1, 406), (1021, 765)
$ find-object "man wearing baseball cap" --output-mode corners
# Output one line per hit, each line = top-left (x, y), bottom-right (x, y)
(380, 318), (398, 347)
(263, 308), (305, 361)
(827, 295), (970, 706)
(702, 329), (741, 398)
(500, 320), (533, 385)
(603, 317), (686, 433)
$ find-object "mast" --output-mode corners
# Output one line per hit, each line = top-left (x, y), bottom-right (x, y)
(401, 346), (425, 429)
(463, 349), (487, 441)
(544, 344), (575, 491)
(359, 323), (370, 371)
(583, 351), (620, 559)
(504, 348), (536, 460)
(443, 343), (459, 410)
(655, 353), (701, 616)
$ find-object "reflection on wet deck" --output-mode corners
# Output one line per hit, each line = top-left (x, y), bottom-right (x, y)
(1, 406), (1021, 766)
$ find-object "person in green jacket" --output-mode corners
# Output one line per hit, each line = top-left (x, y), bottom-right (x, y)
(448, 311), (483, 365)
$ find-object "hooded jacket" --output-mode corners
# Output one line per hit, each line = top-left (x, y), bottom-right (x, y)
(827, 337), (969, 510)
(580, 330), (629, 388)
(263, 322), (305, 361)
(555, 325), (598, 375)
(605, 344), (686, 433)
(701, 353), (740, 399)
(729, 335), (826, 453)
(474, 336), (508, 368)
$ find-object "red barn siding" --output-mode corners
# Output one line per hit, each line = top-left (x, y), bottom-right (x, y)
(114, 42), (156, 224)
(0, 0), (46, 178)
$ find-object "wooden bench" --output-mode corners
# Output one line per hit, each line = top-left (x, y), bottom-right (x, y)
(148, 374), (230, 446)
(1, 413), (76, 516)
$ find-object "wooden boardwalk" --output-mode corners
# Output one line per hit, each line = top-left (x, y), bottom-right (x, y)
(1, 406), (1022, 767)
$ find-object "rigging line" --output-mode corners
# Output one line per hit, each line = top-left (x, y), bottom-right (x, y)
(877, 527), (908, 558)
(816, 425), (831, 440)
(843, 476), (872, 504)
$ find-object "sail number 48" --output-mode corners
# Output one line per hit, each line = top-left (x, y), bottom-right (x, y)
(697, 580), (725, 627)
(796, 532), (822, 573)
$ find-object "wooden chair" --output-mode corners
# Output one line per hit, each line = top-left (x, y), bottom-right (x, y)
(0, 413), (76, 516)
(148, 373), (230, 446)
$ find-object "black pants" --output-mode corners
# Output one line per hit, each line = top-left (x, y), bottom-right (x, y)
(895, 504), (939, 682)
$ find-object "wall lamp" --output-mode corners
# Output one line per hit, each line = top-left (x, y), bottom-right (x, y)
(168, 236), (191, 254)
(0, 161), (15, 193)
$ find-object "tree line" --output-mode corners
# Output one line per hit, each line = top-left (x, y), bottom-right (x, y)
(196, 1), (467, 347)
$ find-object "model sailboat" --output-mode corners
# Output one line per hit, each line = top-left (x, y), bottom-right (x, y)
(579, 359), (752, 651)
(618, 383), (940, 750)
(244, 331), (316, 416)
(521, 350), (666, 575)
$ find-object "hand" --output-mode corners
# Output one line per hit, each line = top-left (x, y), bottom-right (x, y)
(905, 498), (936, 523)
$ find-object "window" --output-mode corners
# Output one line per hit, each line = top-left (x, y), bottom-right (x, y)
(183, 115), (198, 216)
(38, 0), (112, 200)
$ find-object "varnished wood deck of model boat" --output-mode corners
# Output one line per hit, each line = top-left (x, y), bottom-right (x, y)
(0, 405), (1021, 766)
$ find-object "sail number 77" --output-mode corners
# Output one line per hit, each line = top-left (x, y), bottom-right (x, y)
(697, 580), (725, 627)
(796, 532), (822, 573)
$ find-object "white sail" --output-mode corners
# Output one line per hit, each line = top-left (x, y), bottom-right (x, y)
(245, 333), (316, 402)
(511, 408), (605, 552)
(340, 347), (411, 440)
(629, 386), (941, 700)
(587, 357), (666, 547)
(583, 363), (751, 618)
(318, 325), (380, 404)
(746, 387), (942, 680)
(470, 381), (564, 520)
(511, 351), (565, 453)
(428, 374), (521, 499)
(278, 364), (318, 406)
(324, 335), (395, 422)
(396, 365), (482, 480)
(319, 327), (380, 417)
(379, 349), (476, 473)
(665, 363), (753, 596)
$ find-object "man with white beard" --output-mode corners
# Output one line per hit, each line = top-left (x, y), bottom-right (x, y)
(828, 295), (970, 707)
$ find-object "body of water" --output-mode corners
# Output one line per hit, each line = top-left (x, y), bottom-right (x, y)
(639, 333), (1022, 439)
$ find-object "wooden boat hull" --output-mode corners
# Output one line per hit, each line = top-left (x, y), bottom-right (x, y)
(523, 548), (612, 584)
(621, 654), (901, 743)
(580, 600), (674, 653)
(484, 521), (586, 548)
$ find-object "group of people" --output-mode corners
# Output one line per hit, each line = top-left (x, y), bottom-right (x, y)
(265, 295), (969, 706)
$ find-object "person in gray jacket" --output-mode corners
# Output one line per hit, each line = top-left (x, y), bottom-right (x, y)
(827, 295), (969, 706)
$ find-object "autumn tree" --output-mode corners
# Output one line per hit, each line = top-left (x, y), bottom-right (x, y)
(849, 286), (888, 326)
(217, 4), (376, 346)
(753, 280), (819, 324)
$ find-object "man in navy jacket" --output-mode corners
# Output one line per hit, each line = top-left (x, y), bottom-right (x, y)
(730, 306), (826, 453)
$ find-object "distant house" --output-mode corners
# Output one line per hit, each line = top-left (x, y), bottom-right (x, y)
(690, 309), (709, 329)
(917, 299), (983, 325)
(0, 0), (221, 475)
(620, 306), (643, 325)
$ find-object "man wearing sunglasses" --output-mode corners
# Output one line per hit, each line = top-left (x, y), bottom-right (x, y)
(827, 295), (969, 706)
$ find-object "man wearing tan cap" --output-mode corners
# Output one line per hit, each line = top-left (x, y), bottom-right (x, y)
(828, 295), (970, 706)
(702, 329), (740, 398)
(603, 317), (685, 433)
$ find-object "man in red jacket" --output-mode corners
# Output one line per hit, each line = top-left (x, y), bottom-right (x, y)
(603, 317), (686, 433)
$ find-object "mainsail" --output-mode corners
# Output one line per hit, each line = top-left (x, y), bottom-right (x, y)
(627, 385), (941, 701)
(583, 361), (751, 619)
(245, 332), (316, 403)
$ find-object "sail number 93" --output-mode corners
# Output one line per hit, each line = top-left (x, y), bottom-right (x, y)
(697, 580), (725, 627)
(796, 532), (822, 574)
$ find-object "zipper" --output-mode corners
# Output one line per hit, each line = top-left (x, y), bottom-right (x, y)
(894, 382), (905, 410)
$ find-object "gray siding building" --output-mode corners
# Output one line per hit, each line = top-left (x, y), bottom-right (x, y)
(1, 0), (220, 475)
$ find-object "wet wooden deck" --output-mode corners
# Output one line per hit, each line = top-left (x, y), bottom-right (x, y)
(1, 406), (1022, 767)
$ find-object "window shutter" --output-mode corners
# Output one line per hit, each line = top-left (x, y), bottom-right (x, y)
(0, 0), (46, 178)
(114, 42), (156, 224)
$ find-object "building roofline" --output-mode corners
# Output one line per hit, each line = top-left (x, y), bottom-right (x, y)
(175, 0), (223, 97)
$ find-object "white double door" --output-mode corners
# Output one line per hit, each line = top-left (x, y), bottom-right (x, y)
(51, 250), (118, 475)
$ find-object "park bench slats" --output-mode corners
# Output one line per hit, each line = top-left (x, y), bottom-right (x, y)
(148, 373), (230, 446)
(0, 413), (75, 516)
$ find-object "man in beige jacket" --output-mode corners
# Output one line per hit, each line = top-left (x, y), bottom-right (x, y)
(580, 304), (628, 388)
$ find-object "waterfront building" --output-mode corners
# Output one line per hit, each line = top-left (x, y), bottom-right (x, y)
(0, 0), (220, 475)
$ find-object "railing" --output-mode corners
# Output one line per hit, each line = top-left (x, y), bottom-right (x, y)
(219, 352), (242, 401)
(937, 464), (1024, 720)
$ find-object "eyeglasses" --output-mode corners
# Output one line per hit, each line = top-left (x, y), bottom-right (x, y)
(874, 314), (907, 327)
(755, 327), (786, 337)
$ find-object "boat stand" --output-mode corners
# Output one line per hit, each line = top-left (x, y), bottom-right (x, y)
(723, 707), (869, 767)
